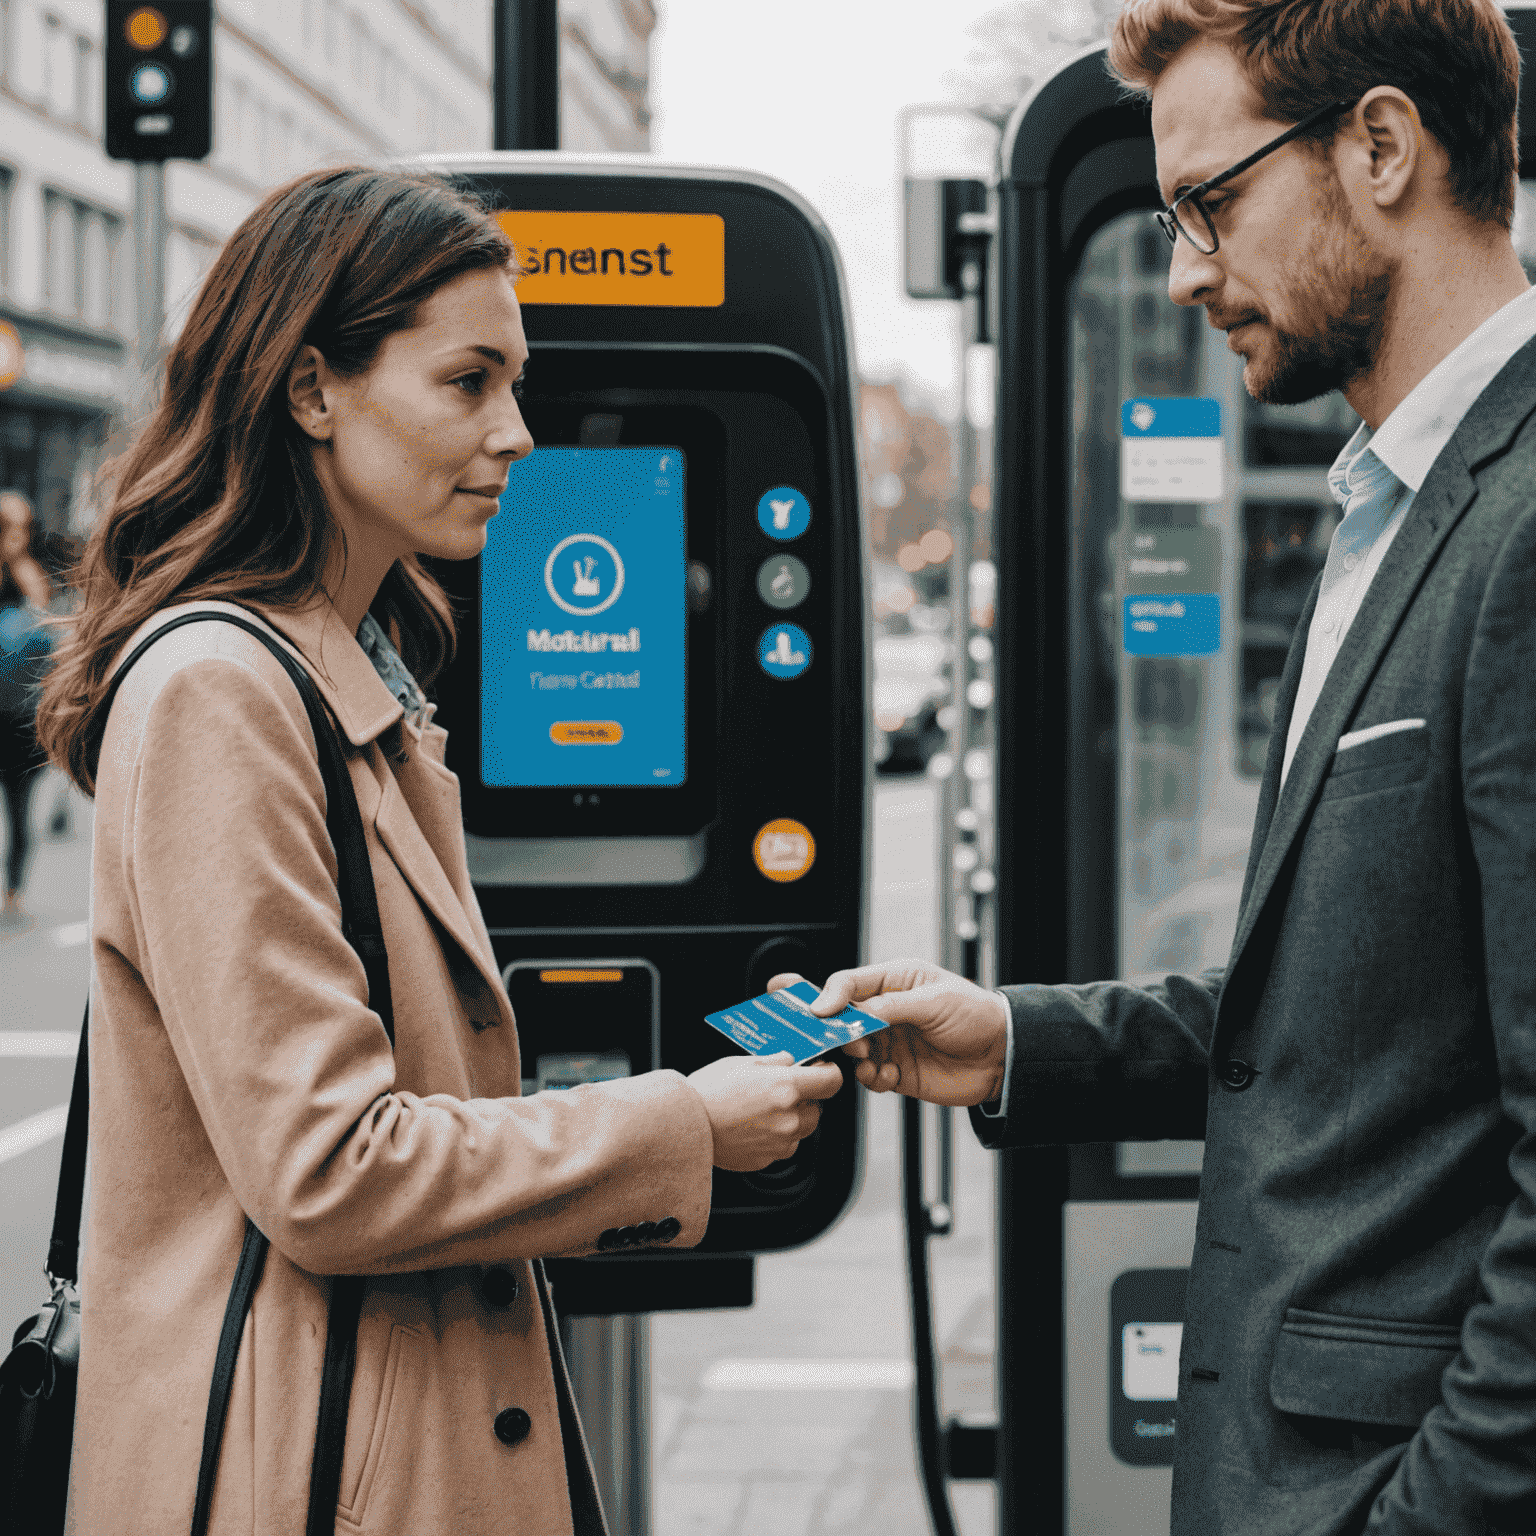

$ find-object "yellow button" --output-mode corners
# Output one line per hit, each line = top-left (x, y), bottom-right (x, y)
(126, 6), (168, 48)
(550, 721), (624, 745)
(753, 818), (816, 883)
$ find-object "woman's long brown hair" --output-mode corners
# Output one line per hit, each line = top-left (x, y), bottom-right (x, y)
(37, 165), (515, 793)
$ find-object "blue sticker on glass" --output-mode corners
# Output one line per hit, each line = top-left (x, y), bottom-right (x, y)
(757, 486), (811, 541)
(758, 622), (812, 679)
(1123, 593), (1221, 657)
(1120, 398), (1221, 437)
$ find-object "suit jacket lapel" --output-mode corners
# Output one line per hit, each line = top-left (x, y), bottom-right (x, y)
(1234, 574), (1320, 923)
(1224, 440), (1479, 983)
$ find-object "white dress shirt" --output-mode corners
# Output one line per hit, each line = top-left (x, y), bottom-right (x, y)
(984, 281), (1536, 1116)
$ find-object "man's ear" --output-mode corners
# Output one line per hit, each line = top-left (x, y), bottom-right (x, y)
(1356, 86), (1424, 213)
(288, 343), (334, 441)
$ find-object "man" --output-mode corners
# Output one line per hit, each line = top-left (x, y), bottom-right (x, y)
(780, 1), (1536, 1530)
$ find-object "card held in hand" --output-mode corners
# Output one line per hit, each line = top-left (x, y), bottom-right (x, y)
(704, 980), (889, 1065)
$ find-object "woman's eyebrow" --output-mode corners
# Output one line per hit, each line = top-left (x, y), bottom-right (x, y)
(468, 344), (507, 365)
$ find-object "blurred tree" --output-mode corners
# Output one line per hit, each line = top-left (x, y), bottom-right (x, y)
(944, 0), (1120, 128)
(860, 380), (955, 565)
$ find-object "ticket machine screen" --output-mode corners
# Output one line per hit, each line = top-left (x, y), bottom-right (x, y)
(480, 445), (687, 789)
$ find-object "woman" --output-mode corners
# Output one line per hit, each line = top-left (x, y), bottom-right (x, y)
(36, 167), (843, 1535)
(0, 490), (55, 929)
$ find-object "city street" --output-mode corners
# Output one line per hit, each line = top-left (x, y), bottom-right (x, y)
(1, 771), (995, 1536)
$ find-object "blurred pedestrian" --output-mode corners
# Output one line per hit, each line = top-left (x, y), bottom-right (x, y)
(0, 489), (55, 930)
(32, 166), (843, 1535)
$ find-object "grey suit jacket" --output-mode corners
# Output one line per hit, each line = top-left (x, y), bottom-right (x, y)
(973, 336), (1536, 1534)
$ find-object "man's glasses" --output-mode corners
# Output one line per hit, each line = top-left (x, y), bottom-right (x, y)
(1156, 97), (1357, 255)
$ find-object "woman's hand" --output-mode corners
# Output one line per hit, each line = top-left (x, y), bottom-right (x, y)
(687, 1053), (845, 1172)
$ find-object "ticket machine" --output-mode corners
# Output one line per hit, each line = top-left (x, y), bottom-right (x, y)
(422, 153), (868, 1268)
(416, 155), (867, 1524)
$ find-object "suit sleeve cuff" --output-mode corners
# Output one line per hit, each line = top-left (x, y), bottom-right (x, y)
(975, 989), (1014, 1118)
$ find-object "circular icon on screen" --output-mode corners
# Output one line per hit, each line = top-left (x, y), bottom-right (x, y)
(757, 554), (811, 610)
(756, 486), (811, 541)
(544, 533), (625, 617)
(758, 622), (812, 680)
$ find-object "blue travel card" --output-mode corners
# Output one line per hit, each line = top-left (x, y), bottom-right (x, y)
(704, 980), (889, 1065)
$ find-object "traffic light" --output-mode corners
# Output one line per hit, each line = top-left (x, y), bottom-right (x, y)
(104, 2), (212, 162)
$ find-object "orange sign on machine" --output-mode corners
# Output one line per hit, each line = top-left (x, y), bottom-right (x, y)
(496, 211), (725, 307)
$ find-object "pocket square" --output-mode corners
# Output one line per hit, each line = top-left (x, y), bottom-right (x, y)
(1336, 718), (1426, 753)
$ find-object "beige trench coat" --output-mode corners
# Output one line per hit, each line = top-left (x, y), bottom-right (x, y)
(67, 598), (715, 1535)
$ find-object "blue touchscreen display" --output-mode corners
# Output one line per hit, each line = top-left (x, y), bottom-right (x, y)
(480, 445), (686, 789)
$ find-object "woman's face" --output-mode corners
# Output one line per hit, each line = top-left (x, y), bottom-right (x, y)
(292, 265), (533, 565)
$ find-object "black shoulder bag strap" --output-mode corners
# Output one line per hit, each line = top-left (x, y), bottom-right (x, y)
(75, 607), (395, 1536)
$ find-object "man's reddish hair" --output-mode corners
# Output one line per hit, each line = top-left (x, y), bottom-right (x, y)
(1107, 0), (1521, 228)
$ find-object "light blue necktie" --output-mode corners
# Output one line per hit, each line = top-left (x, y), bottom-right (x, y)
(1320, 444), (1404, 606)
(1280, 442), (1407, 785)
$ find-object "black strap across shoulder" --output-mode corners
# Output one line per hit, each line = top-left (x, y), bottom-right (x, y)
(61, 606), (397, 1536)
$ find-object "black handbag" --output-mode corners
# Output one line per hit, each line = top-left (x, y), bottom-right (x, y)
(0, 609), (396, 1536)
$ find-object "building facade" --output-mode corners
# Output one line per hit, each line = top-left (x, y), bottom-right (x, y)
(0, 0), (495, 542)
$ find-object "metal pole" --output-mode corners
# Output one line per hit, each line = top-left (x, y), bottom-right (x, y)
(132, 161), (165, 418)
(493, 0), (560, 151)
(559, 1314), (651, 1536)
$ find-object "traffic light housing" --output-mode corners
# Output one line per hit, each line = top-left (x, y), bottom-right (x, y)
(104, 2), (212, 162)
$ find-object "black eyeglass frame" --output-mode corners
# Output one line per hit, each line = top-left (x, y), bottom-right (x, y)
(1156, 97), (1358, 254)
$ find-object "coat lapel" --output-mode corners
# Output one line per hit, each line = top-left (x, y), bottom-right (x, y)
(250, 602), (509, 1015)
(372, 767), (509, 1016)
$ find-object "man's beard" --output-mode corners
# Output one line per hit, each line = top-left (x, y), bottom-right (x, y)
(1241, 172), (1396, 405)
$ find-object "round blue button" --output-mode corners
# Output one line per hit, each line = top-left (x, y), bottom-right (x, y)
(756, 486), (811, 541)
(758, 622), (812, 680)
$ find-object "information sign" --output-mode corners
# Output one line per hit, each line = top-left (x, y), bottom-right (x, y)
(1120, 397), (1224, 503)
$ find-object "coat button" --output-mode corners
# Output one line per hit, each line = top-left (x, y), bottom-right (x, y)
(616, 1225), (638, 1247)
(635, 1221), (658, 1243)
(655, 1216), (681, 1242)
(482, 1266), (520, 1308)
(596, 1229), (619, 1251)
(1218, 1059), (1256, 1091)
(494, 1407), (532, 1446)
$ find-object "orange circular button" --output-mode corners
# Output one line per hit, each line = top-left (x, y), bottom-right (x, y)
(550, 720), (623, 745)
(753, 818), (816, 882)
(126, 6), (169, 48)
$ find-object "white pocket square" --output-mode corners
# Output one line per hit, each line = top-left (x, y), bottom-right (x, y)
(1336, 718), (1426, 753)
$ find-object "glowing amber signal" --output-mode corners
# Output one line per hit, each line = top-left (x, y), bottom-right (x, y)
(539, 969), (625, 984)
(125, 6), (169, 48)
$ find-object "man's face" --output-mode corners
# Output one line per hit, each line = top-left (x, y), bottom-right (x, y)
(1152, 38), (1395, 404)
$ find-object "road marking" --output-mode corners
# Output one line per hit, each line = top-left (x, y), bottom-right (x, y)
(0, 1104), (69, 1166)
(51, 922), (89, 948)
(0, 1033), (79, 1057)
(700, 1358), (914, 1392)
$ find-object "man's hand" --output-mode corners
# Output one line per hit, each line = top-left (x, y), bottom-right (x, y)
(767, 962), (1009, 1108)
(687, 1053), (845, 1172)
